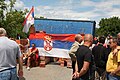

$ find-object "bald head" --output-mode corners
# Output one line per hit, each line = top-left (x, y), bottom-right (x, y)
(0, 28), (6, 36)
(84, 34), (93, 42)
(75, 34), (82, 43)
(117, 33), (120, 39)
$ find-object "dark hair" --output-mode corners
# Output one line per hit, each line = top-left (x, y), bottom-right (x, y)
(32, 43), (36, 46)
(99, 36), (105, 44)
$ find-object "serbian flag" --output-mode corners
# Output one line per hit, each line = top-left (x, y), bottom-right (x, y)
(29, 33), (76, 58)
(22, 6), (34, 33)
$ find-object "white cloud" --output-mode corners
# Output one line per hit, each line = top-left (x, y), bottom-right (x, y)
(5, 0), (25, 10)
(14, 0), (25, 10)
(34, 0), (99, 20)
(10, 0), (120, 28)
(5, 0), (120, 20)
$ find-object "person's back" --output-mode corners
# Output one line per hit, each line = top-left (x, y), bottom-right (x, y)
(76, 45), (93, 79)
(0, 37), (20, 71)
(0, 28), (23, 80)
(92, 36), (107, 68)
(92, 44), (107, 69)
(73, 34), (94, 80)
(92, 36), (108, 80)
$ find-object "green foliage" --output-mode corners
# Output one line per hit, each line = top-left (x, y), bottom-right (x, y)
(34, 16), (46, 19)
(5, 10), (27, 38)
(9, 0), (16, 11)
(96, 17), (120, 36)
(0, 0), (7, 25)
(40, 16), (46, 19)
(0, 0), (28, 39)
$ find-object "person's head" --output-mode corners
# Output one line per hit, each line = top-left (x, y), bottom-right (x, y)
(117, 33), (120, 41)
(117, 33), (120, 40)
(32, 43), (36, 48)
(84, 34), (93, 47)
(0, 28), (6, 36)
(117, 33), (120, 46)
(109, 37), (118, 49)
(98, 36), (105, 44)
(75, 34), (82, 43)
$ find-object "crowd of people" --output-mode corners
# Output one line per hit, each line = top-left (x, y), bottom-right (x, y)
(69, 33), (120, 80)
(0, 27), (120, 80)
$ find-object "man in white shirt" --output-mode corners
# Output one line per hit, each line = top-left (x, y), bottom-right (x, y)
(0, 28), (23, 80)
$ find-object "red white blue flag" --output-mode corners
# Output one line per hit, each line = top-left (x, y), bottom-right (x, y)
(29, 33), (76, 58)
(23, 6), (34, 33)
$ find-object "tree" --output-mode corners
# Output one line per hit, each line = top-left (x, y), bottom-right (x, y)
(96, 17), (120, 36)
(9, 0), (16, 11)
(5, 10), (27, 38)
(34, 16), (46, 19)
(0, 0), (7, 26)
(40, 16), (46, 19)
(1, 0), (28, 38)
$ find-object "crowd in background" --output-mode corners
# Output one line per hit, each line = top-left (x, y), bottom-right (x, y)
(1, 27), (120, 80)
(70, 33), (120, 80)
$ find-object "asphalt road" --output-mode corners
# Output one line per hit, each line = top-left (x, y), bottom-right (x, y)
(21, 62), (72, 80)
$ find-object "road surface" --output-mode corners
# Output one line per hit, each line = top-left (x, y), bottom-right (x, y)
(21, 62), (73, 80)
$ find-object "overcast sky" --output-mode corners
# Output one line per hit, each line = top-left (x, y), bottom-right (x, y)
(5, 0), (120, 27)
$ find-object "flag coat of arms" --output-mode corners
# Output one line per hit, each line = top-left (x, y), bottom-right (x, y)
(23, 6), (34, 33)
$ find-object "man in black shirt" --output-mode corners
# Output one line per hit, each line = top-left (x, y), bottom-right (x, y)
(92, 36), (108, 80)
(73, 34), (93, 80)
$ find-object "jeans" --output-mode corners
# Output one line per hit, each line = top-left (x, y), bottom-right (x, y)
(107, 73), (120, 80)
(0, 67), (18, 80)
